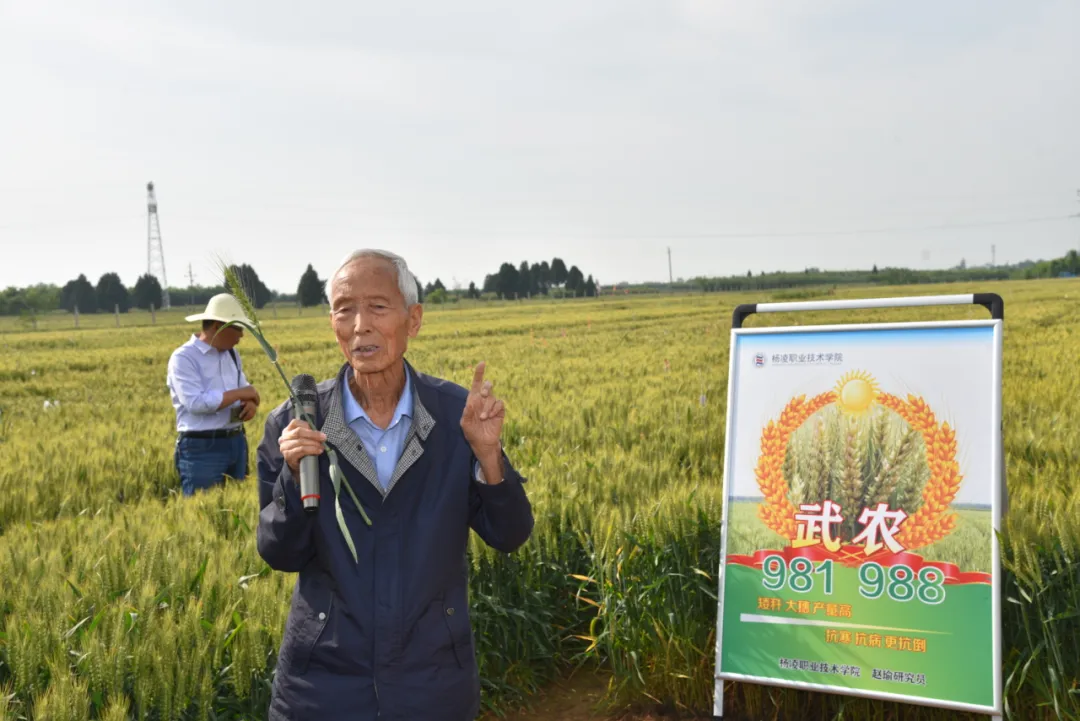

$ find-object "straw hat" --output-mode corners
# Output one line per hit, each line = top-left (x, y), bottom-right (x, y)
(184, 293), (253, 326)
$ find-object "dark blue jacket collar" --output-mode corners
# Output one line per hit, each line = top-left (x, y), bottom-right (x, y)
(321, 359), (436, 498)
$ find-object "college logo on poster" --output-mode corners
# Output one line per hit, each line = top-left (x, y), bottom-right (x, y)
(754, 352), (766, 367)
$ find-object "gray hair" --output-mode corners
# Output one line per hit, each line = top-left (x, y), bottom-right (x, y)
(324, 249), (420, 307)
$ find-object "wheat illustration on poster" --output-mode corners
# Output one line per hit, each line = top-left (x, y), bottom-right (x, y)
(712, 294), (1004, 721)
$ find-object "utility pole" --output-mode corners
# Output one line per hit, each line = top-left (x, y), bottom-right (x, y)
(991, 244), (996, 267)
(667, 247), (673, 284)
(187, 263), (195, 306)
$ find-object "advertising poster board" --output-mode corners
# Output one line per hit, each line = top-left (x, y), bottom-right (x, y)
(713, 297), (1003, 718)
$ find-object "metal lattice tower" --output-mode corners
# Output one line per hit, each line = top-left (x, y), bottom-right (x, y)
(146, 181), (171, 309)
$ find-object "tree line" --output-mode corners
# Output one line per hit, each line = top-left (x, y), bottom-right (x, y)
(420, 257), (599, 304)
(0, 264), (320, 317)
(482, 257), (598, 299)
(680, 251), (1080, 294)
(0, 256), (603, 317)
(3, 250), (1077, 317)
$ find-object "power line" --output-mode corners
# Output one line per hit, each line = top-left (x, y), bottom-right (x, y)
(600, 213), (1080, 240)
(351, 212), (1077, 239)
(0, 211), (1076, 237)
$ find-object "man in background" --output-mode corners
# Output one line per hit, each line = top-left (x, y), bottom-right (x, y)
(167, 293), (261, 495)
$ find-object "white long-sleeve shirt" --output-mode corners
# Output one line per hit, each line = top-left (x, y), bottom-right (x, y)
(166, 334), (248, 432)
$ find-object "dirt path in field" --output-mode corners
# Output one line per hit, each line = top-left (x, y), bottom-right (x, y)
(485, 670), (710, 721)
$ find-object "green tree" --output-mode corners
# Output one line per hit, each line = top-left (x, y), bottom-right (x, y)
(1064, 250), (1080, 274)
(26, 284), (60, 313)
(551, 258), (568, 287)
(229, 264), (272, 308)
(518, 261), (532, 297)
(132, 274), (163, 310)
(495, 263), (520, 299)
(467, 281), (479, 299)
(530, 261), (547, 295)
(566, 265), (584, 294)
(60, 274), (97, 313)
(297, 264), (326, 307)
(0, 284), (59, 316)
(95, 272), (130, 312)
(584, 274), (597, 297)
(165, 284), (227, 308)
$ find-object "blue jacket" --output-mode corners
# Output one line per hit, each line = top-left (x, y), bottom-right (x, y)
(256, 361), (534, 720)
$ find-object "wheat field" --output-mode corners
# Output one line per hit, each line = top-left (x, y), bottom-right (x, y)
(0, 280), (1077, 720)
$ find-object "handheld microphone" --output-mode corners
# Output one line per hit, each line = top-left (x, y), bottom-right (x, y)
(290, 374), (320, 513)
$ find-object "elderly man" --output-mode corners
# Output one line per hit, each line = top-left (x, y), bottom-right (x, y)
(167, 293), (261, 496)
(256, 249), (534, 721)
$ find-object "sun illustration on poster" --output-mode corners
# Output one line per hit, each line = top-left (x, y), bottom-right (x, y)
(834, 370), (878, 415)
(753, 369), (964, 564)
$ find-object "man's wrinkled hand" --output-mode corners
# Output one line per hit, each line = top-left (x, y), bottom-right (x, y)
(461, 362), (506, 482)
(280, 418), (326, 475)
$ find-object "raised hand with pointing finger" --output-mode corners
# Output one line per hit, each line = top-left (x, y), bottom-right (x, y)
(460, 361), (506, 484)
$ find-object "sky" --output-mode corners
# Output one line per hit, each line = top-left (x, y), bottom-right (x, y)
(1, 0), (1078, 293)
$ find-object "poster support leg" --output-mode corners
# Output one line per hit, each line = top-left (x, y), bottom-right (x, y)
(713, 678), (723, 719)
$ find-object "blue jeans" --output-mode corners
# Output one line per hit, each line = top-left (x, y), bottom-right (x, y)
(174, 433), (248, 496)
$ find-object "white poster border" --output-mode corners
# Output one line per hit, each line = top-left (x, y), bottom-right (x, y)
(712, 316), (1004, 719)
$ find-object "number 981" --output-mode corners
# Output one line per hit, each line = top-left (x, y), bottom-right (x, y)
(761, 555), (833, 595)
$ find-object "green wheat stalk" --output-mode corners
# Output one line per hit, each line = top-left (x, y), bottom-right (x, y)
(214, 261), (371, 562)
(809, 418), (831, 505)
(782, 444), (799, 501)
(837, 420), (864, 540)
(894, 440), (929, 515)
(864, 427), (917, 509)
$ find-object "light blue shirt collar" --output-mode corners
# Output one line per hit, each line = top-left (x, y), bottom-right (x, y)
(341, 365), (413, 430)
(191, 334), (215, 354)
